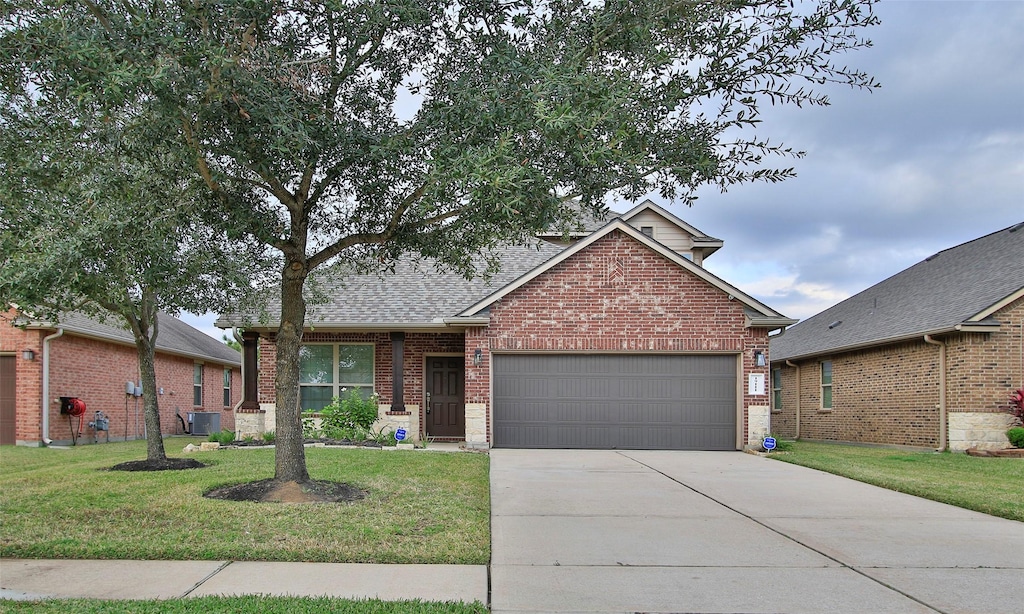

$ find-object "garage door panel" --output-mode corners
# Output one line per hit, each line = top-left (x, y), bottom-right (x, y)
(493, 354), (737, 450)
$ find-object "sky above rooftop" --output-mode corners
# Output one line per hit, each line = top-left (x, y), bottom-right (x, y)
(184, 0), (1023, 339)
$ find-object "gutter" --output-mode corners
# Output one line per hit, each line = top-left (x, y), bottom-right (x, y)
(923, 335), (947, 452)
(785, 360), (801, 439)
(41, 327), (65, 445)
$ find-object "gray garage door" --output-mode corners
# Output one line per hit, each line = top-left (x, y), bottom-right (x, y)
(493, 354), (737, 450)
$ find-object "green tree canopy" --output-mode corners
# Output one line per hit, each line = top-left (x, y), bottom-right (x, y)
(0, 0), (879, 481)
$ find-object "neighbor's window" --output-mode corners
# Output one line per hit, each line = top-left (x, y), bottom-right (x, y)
(193, 363), (203, 406)
(820, 361), (833, 410)
(223, 368), (232, 407)
(772, 368), (783, 411)
(299, 343), (374, 412)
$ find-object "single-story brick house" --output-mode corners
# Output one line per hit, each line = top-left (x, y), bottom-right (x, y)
(1, 309), (242, 446)
(769, 221), (1024, 451)
(218, 201), (796, 450)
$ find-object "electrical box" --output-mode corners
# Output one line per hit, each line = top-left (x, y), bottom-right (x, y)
(189, 412), (220, 436)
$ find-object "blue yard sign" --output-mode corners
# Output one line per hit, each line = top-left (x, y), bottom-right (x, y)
(395, 428), (407, 442)
(763, 436), (777, 452)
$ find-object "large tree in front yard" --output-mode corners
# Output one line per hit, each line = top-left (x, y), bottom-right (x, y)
(0, 0), (879, 483)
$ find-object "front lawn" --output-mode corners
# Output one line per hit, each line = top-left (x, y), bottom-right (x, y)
(769, 441), (1024, 522)
(0, 439), (489, 563)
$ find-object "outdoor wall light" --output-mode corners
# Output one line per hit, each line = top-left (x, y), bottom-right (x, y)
(473, 349), (483, 366)
(753, 350), (766, 367)
(21, 348), (35, 361)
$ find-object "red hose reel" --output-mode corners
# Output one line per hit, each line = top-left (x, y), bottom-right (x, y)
(60, 397), (87, 445)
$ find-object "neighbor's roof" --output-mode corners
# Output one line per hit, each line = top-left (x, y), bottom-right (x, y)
(216, 242), (566, 330)
(771, 221), (1024, 362)
(23, 311), (241, 366)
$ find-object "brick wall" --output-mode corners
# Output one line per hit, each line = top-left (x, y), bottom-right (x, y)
(1, 315), (238, 445)
(769, 296), (1024, 448)
(466, 230), (772, 446)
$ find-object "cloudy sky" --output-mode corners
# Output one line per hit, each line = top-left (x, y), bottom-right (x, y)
(183, 0), (1023, 339)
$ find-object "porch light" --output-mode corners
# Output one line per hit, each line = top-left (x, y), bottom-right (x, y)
(473, 349), (483, 366)
(753, 350), (766, 367)
(21, 348), (35, 361)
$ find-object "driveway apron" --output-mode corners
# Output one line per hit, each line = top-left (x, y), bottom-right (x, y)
(490, 449), (1024, 614)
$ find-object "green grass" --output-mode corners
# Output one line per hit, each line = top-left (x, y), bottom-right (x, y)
(0, 596), (486, 613)
(769, 441), (1024, 522)
(0, 438), (489, 563)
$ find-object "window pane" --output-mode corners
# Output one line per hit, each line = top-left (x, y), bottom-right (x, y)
(300, 345), (334, 384)
(194, 364), (203, 386)
(821, 361), (832, 385)
(773, 389), (782, 409)
(194, 386), (202, 407)
(223, 369), (231, 387)
(338, 345), (373, 385)
(301, 386), (334, 412)
(822, 386), (832, 409)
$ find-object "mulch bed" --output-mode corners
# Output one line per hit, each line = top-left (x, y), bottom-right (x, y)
(203, 478), (367, 503)
(965, 447), (1024, 458)
(227, 439), (383, 448)
(108, 458), (207, 471)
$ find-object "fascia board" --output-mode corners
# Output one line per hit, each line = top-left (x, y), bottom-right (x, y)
(968, 287), (1024, 322)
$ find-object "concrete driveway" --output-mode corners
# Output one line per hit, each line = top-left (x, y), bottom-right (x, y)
(490, 449), (1024, 614)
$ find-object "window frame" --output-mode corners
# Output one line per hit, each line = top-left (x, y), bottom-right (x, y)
(639, 225), (655, 238)
(771, 368), (783, 412)
(223, 368), (232, 407)
(820, 360), (833, 411)
(193, 363), (203, 407)
(298, 342), (375, 412)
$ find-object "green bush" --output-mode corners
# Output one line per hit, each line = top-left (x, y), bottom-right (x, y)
(262, 430), (276, 443)
(319, 389), (379, 438)
(207, 430), (236, 445)
(1007, 427), (1024, 449)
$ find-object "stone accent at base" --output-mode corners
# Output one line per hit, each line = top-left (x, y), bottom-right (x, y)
(948, 412), (1018, 451)
(234, 409), (266, 440)
(374, 404), (421, 443)
(747, 405), (770, 446)
(465, 403), (488, 448)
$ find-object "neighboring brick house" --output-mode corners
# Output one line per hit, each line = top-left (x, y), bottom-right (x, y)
(1, 310), (241, 446)
(770, 222), (1024, 451)
(218, 201), (796, 450)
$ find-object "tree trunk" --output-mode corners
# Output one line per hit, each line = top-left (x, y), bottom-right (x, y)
(135, 335), (167, 461)
(274, 259), (310, 482)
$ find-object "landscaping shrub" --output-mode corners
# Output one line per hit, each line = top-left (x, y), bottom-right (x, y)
(262, 430), (276, 443)
(1007, 427), (1024, 449)
(207, 430), (236, 445)
(317, 389), (379, 439)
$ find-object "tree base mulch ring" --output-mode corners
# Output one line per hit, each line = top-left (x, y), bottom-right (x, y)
(204, 479), (368, 504)
(109, 458), (207, 471)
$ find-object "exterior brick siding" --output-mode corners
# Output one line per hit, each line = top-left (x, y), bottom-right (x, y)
(770, 295), (1024, 448)
(1, 317), (239, 445)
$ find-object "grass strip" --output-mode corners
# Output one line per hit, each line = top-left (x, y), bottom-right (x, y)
(769, 441), (1024, 522)
(0, 596), (487, 613)
(0, 438), (489, 563)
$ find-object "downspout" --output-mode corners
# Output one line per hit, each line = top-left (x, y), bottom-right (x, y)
(924, 335), (947, 452)
(41, 327), (65, 445)
(232, 328), (244, 412)
(786, 360), (801, 439)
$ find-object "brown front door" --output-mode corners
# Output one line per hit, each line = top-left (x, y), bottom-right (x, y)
(426, 356), (465, 438)
(1, 356), (15, 445)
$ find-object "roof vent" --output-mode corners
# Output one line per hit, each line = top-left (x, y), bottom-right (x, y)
(1010, 222), (1024, 233)
(828, 320), (842, 330)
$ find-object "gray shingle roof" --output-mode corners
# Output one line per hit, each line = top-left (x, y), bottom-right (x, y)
(771, 222), (1024, 361)
(32, 312), (241, 365)
(218, 242), (565, 328)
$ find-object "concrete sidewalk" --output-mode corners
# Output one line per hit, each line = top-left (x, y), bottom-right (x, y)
(0, 559), (488, 604)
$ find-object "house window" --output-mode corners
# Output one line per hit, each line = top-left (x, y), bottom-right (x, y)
(223, 368), (232, 407)
(193, 364), (203, 406)
(299, 343), (374, 412)
(772, 368), (782, 411)
(820, 361), (833, 410)
(640, 226), (654, 238)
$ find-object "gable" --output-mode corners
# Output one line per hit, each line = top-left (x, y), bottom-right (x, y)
(485, 230), (748, 339)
